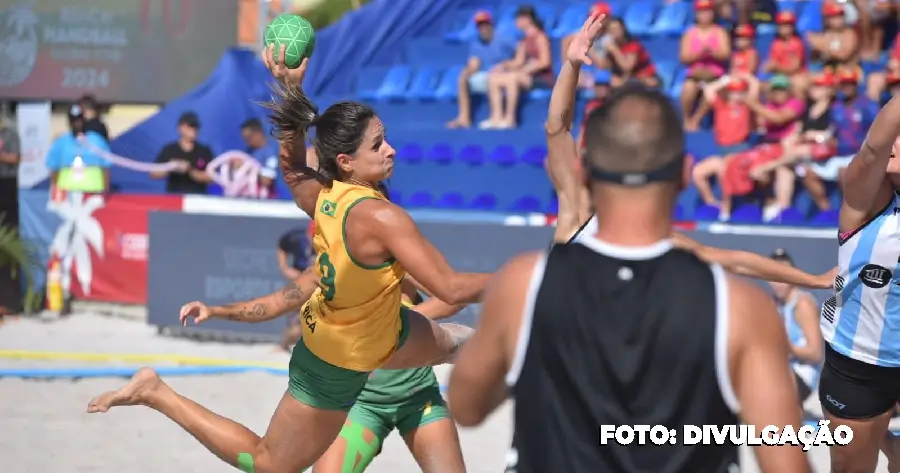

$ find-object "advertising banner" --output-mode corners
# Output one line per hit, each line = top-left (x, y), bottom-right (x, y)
(0, 0), (238, 103)
(15, 101), (52, 188)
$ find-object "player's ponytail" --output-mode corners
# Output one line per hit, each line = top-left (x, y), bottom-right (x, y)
(268, 82), (319, 145)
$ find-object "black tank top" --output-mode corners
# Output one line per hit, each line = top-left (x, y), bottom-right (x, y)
(506, 220), (740, 473)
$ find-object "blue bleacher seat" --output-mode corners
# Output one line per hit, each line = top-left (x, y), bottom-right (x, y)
(772, 207), (807, 226)
(528, 88), (552, 100)
(445, 9), (490, 43)
(623, 2), (658, 37)
(811, 209), (839, 227)
(668, 68), (688, 99)
(407, 192), (434, 208)
(458, 144), (486, 165)
(406, 67), (443, 101)
(796, 1), (823, 34)
(356, 67), (390, 100)
(435, 192), (465, 209)
(520, 145), (546, 167)
(373, 65), (413, 101)
(469, 193), (498, 210)
(388, 189), (403, 205)
(545, 197), (559, 214)
(550, 3), (590, 39)
(489, 145), (518, 166)
(427, 144), (454, 164)
(405, 38), (469, 68)
(396, 144), (424, 164)
(435, 65), (464, 100)
(695, 204), (720, 221)
(655, 61), (679, 91)
(731, 204), (763, 224)
(650, 1), (690, 36)
(510, 195), (542, 212)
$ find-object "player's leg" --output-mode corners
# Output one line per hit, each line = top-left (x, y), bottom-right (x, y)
(312, 403), (388, 473)
(397, 391), (465, 473)
(818, 345), (895, 473)
(87, 367), (346, 473)
(382, 307), (473, 370)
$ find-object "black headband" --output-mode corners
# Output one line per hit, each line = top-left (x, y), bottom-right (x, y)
(585, 153), (685, 186)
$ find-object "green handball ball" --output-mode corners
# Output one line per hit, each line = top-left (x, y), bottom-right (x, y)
(265, 14), (316, 69)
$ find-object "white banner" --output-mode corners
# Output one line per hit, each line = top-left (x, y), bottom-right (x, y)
(16, 101), (52, 188)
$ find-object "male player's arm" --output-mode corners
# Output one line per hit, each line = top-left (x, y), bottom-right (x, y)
(841, 95), (900, 229)
(400, 277), (463, 320)
(673, 232), (835, 289)
(545, 17), (603, 242)
(790, 293), (824, 365)
(179, 271), (319, 325)
(368, 201), (490, 305)
(449, 252), (539, 426)
(728, 276), (812, 473)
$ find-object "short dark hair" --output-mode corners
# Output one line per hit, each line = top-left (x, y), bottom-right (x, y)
(515, 5), (544, 31)
(241, 118), (264, 133)
(267, 83), (378, 185)
(178, 111), (200, 129)
(583, 85), (684, 186)
(78, 94), (100, 112)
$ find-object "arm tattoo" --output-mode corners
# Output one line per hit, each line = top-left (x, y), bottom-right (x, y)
(222, 302), (268, 321)
(280, 281), (303, 302)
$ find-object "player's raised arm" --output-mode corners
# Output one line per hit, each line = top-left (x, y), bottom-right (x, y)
(672, 233), (835, 289)
(545, 15), (605, 242)
(179, 270), (319, 325)
(841, 96), (900, 230)
(727, 275), (812, 473)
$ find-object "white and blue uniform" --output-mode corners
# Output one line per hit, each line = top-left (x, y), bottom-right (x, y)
(821, 195), (900, 367)
(780, 292), (821, 389)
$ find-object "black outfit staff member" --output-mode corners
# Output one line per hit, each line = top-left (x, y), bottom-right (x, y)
(78, 95), (110, 143)
(0, 117), (21, 315)
(151, 111), (214, 194)
(448, 14), (811, 473)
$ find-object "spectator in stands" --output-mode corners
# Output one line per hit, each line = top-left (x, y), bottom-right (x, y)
(865, 33), (900, 102)
(750, 72), (837, 214)
(680, 0), (731, 131)
(447, 11), (514, 129)
(481, 5), (553, 130)
(560, 2), (612, 89)
(730, 24), (759, 76)
(806, 2), (860, 74)
(78, 95), (109, 143)
(151, 111), (214, 194)
(240, 118), (279, 196)
(0, 115), (19, 226)
(763, 12), (807, 97)
(593, 17), (658, 88)
(857, 0), (891, 59)
(800, 68), (879, 196)
(46, 105), (111, 194)
(692, 76), (754, 208)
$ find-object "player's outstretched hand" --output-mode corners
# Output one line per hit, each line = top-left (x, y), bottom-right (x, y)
(261, 43), (309, 88)
(179, 301), (212, 326)
(564, 12), (606, 65)
(816, 266), (838, 290)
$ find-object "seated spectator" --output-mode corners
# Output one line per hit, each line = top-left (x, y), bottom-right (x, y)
(560, 2), (613, 89)
(46, 105), (111, 194)
(481, 5), (552, 130)
(78, 95), (109, 143)
(806, 2), (859, 73)
(750, 73), (837, 214)
(763, 12), (806, 97)
(858, 0), (891, 59)
(722, 0), (777, 26)
(680, 0), (731, 130)
(151, 111), (214, 194)
(240, 118), (279, 197)
(730, 24), (759, 76)
(802, 68), (878, 197)
(447, 11), (514, 129)
(865, 33), (900, 102)
(692, 76), (754, 208)
(593, 17), (658, 88)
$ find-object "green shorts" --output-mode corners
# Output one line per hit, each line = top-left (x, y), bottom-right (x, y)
(288, 306), (411, 411)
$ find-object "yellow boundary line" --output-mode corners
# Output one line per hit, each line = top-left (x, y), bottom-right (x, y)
(0, 350), (284, 369)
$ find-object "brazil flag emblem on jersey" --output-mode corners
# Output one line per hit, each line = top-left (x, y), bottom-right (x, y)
(320, 200), (337, 217)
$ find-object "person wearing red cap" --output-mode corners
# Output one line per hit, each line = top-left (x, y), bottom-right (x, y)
(729, 24), (759, 76)
(762, 11), (807, 97)
(591, 17), (658, 88)
(691, 75), (754, 213)
(864, 33), (900, 103)
(750, 72), (837, 214)
(806, 2), (859, 74)
(446, 11), (516, 129)
(680, 0), (731, 130)
(559, 2), (611, 67)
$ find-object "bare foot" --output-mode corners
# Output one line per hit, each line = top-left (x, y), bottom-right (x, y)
(446, 118), (471, 129)
(87, 366), (162, 413)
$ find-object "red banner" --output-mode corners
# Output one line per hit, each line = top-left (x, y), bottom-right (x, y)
(60, 194), (183, 304)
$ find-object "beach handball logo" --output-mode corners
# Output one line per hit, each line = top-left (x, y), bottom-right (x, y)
(0, 4), (38, 86)
(264, 14), (316, 69)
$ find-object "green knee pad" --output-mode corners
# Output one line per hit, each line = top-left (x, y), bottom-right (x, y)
(237, 452), (255, 473)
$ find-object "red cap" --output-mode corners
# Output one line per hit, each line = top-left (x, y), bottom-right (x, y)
(726, 79), (748, 91)
(734, 24), (755, 37)
(812, 72), (836, 87)
(775, 11), (797, 24)
(473, 10), (493, 24)
(822, 2), (844, 16)
(837, 67), (860, 84)
(695, 0), (714, 10)
(591, 2), (612, 16)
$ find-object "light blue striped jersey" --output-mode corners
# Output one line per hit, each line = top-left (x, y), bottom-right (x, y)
(821, 194), (900, 367)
